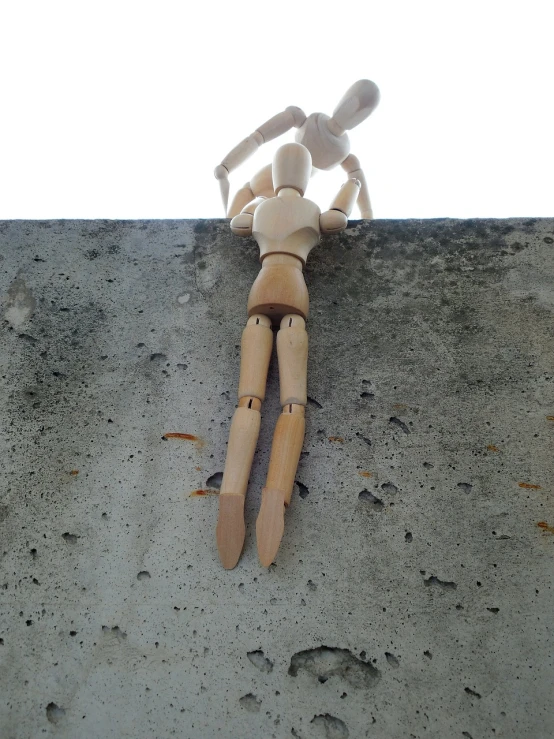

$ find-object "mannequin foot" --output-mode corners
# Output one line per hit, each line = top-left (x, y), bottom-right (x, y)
(216, 494), (246, 569)
(256, 488), (286, 567)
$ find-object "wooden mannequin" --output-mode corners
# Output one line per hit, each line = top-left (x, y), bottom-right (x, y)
(214, 79), (379, 220)
(216, 142), (360, 569)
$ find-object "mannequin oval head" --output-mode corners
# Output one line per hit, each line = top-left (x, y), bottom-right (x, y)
(330, 79), (380, 133)
(272, 142), (312, 196)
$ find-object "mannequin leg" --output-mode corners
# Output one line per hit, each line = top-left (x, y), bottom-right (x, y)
(216, 314), (273, 569)
(256, 314), (307, 566)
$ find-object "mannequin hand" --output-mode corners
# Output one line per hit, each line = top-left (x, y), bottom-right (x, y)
(320, 209), (348, 234)
(230, 213), (253, 236)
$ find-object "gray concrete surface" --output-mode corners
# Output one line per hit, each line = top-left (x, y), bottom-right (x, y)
(0, 217), (553, 739)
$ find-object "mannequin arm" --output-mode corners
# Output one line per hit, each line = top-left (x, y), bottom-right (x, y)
(341, 153), (373, 219)
(320, 178), (361, 234)
(214, 106), (306, 214)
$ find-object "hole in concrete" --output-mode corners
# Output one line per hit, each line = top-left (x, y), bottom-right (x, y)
(457, 482), (473, 493)
(358, 490), (384, 510)
(247, 650), (274, 673)
(102, 625), (127, 640)
(239, 693), (261, 713)
(206, 472), (223, 489)
(385, 652), (399, 668)
(46, 703), (65, 724)
(423, 575), (457, 590)
(310, 713), (349, 738)
(296, 480), (309, 499)
(307, 396), (323, 409)
(18, 334), (38, 344)
(389, 417), (410, 434)
(288, 646), (381, 689)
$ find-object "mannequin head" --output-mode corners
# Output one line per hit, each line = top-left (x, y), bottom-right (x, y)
(329, 79), (380, 134)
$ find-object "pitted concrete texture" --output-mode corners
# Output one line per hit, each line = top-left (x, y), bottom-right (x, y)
(0, 218), (553, 739)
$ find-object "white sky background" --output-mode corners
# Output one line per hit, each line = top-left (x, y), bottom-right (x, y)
(0, 1), (552, 220)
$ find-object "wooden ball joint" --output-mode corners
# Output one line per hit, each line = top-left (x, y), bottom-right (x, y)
(216, 142), (361, 569)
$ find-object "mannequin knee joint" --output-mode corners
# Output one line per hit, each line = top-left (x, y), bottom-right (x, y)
(247, 314), (272, 328)
(280, 314), (305, 330)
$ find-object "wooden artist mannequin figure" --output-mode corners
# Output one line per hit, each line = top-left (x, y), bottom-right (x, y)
(214, 79), (380, 220)
(216, 142), (361, 569)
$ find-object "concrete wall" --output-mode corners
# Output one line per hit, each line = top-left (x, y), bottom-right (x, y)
(1, 218), (553, 739)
